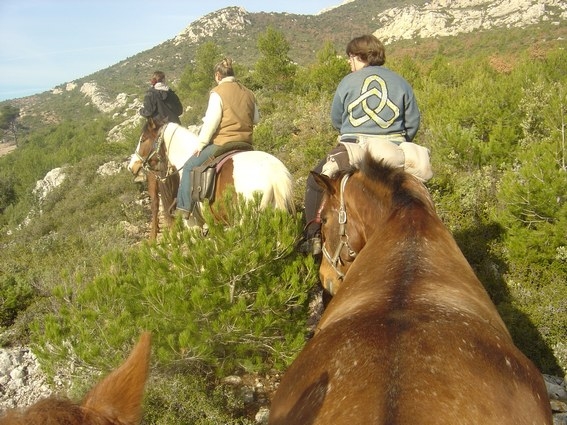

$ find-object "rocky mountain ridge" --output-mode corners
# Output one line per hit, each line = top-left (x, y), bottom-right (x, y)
(373, 0), (567, 43)
(172, 0), (567, 48)
(70, 0), (567, 118)
(5, 0), (566, 130)
(172, 6), (251, 46)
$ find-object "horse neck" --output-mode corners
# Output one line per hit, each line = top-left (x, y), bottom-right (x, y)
(327, 185), (509, 337)
(163, 124), (199, 171)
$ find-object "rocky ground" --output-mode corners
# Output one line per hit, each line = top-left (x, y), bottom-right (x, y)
(0, 342), (277, 423)
(0, 289), (325, 423)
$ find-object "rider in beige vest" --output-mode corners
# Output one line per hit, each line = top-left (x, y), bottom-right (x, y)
(176, 58), (259, 224)
(207, 81), (256, 146)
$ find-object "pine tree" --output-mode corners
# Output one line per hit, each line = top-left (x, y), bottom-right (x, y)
(177, 41), (223, 123)
(254, 27), (297, 92)
(33, 195), (319, 375)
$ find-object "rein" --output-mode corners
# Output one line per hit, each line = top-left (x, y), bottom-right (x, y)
(136, 124), (180, 183)
(321, 173), (358, 284)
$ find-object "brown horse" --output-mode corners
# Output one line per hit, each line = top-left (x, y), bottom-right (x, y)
(130, 119), (179, 239)
(268, 156), (552, 425)
(129, 119), (295, 238)
(0, 332), (151, 425)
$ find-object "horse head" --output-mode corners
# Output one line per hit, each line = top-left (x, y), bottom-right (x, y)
(313, 171), (365, 296)
(128, 118), (167, 178)
(314, 155), (435, 296)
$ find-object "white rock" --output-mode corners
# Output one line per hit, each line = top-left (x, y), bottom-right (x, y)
(374, 0), (567, 44)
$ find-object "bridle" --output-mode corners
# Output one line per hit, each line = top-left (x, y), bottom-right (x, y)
(134, 123), (179, 183)
(321, 173), (358, 284)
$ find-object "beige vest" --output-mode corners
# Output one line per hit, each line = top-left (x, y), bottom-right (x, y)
(211, 82), (256, 146)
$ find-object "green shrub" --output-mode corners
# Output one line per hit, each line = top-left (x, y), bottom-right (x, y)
(501, 261), (567, 376)
(144, 372), (254, 425)
(0, 275), (35, 328)
(32, 194), (318, 378)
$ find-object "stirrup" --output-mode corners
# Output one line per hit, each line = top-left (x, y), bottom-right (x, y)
(310, 236), (322, 256)
(183, 214), (201, 229)
(298, 236), (322, 256)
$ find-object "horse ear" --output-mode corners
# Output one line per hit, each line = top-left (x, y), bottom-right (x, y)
(81, 332), (151, 425)
(311, 171), (337, 196)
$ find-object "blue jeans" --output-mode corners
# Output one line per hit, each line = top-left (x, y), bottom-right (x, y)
(177, 144), (217, 213)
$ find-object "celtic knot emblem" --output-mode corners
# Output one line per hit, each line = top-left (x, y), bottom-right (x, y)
(347, 75), (400, 129)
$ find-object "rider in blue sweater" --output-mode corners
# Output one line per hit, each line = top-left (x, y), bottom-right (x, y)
(302, 34), (422, 255)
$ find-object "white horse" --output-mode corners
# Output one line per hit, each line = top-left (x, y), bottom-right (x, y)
(128, 120), (296, 238)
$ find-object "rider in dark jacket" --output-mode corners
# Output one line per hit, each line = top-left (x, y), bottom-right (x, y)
(139, 71), (183, 124)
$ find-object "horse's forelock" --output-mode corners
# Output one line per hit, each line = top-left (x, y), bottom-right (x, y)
(141, 117), (166, 139)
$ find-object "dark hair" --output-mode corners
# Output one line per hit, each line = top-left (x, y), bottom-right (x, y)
(346, 35), (386, 66)
(214, 58), (235, 78)
(152, 71), (165, 82)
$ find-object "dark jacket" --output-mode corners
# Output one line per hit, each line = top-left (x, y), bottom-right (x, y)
(139, 83), (183, 124)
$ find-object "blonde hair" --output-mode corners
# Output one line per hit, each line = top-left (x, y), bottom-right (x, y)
(214, 58), (235, 78)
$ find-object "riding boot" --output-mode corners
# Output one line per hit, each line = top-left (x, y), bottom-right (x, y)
(299, 158), (326, 256)
(303, 158), (325, 235)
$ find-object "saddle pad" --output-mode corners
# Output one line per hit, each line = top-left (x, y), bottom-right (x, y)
(400, 142), (433, 182)
(190, 143), (254, 203)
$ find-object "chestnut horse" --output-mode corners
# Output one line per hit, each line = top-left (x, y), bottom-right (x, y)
(129, 119), (295, 239)
(268, 157), (552, 425)
(0, 332), (151, 425)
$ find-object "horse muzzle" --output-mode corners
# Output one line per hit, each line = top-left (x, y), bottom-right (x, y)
(320, 262), (343, 296)
(128, 157), (144, 177)
(133, 170), (146, 183)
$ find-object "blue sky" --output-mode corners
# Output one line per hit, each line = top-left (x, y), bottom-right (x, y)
(0, 0), (342, 101)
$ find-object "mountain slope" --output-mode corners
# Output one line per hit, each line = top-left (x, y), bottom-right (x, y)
(4, 0), (566, 137)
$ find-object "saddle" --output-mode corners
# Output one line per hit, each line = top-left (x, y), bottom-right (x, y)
(190, 142), (253, 203)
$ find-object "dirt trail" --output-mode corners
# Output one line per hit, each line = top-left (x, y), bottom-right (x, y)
(0, 143), (17, 157)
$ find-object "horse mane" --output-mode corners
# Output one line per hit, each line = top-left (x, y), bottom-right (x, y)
(141, 119), (153, 135)
(0, 398), (84, 425)
(141, 117), (167, 138)
(355, 153), (435, 213)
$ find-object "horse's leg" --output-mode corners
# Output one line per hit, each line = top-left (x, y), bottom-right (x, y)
(159, 173), (179, 229)
(147, 174), (159, 239)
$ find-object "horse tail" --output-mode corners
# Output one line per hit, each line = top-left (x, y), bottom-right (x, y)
(233, 151), (295, 214)
(265, 163), (295, 215)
